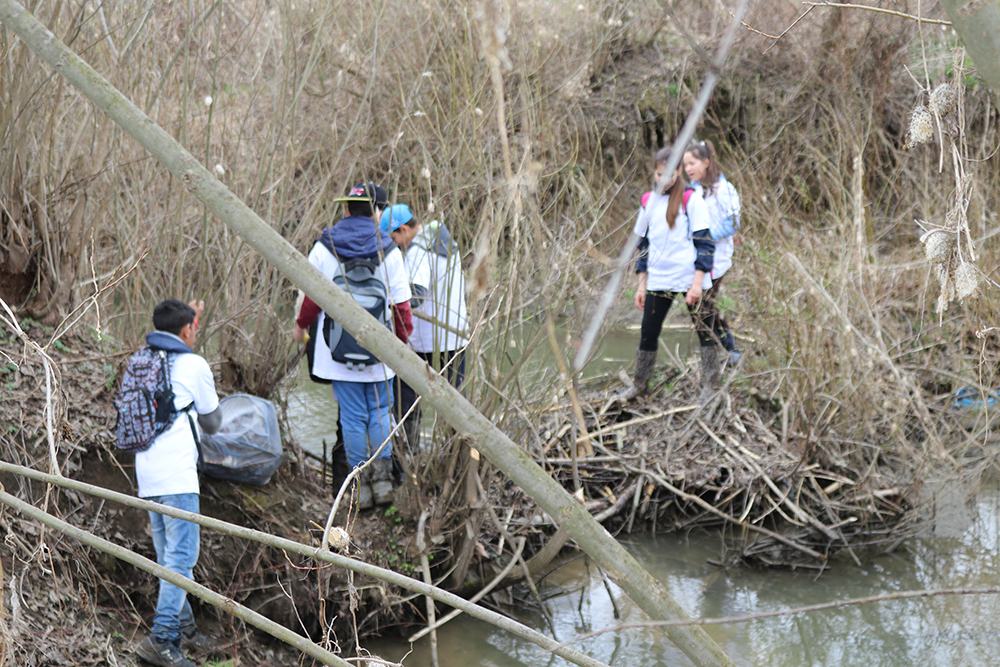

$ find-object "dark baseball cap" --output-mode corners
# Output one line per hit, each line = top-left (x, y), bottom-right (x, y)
(334, 182), (388, 207)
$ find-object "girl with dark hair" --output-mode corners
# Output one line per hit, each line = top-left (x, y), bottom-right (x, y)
(625, 146), (723, 401)
(684, 139), (742, 363)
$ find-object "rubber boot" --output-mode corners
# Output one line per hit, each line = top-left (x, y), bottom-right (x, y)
(698, 345), (722, 403)
(721, 330), (742, 366)
(355, 467), (374, 511)
(371, 457), (395, 506)
(622, 348), (657, 400)
(402, 410), (421, 451)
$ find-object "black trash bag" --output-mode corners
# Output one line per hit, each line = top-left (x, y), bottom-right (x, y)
(199, 394), (284, 485)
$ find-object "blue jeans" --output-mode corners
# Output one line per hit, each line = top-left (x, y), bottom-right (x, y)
(331, 379), (394, 468)
(147, 493), (200, 644)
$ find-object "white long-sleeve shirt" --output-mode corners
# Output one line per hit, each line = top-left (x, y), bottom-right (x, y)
(691, 173), (741, 280)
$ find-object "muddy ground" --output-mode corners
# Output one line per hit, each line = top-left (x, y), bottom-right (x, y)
(0, 311), (956, 665)
(1, 324), (436, 667)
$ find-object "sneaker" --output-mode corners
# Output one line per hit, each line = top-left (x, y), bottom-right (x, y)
(135, 635), (196, 667)
(181, 626), (218, 652)
(728, 350), (743, 366)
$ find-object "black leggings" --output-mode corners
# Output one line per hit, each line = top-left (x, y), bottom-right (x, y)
(639, 290), (724, 352)
(701, 273), (731, 335)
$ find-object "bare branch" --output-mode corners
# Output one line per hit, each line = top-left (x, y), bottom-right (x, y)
(803, 2), (951, 26)
(0, 461), (611, 667)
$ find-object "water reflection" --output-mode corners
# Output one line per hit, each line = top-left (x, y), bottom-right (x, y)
(285, 363), (340, 460)
(368, 482), (1000, 667)
(285, 325), (1000, 666)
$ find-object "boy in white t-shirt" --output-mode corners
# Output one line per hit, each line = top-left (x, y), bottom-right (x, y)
(134, 299), (221, 667)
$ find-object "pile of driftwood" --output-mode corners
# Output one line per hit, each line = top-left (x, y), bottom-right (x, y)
(472, 377), (927, 574)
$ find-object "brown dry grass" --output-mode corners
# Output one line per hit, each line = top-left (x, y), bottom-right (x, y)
(3, 0), (1000, 657)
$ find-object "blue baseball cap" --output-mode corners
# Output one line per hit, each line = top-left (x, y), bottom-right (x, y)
(380, 203), (414, 233)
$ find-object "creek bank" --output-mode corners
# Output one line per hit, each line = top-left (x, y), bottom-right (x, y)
(0, 321), (971, 666)
(0, 325), (438, 666)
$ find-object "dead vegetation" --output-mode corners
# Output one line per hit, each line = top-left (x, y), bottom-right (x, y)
(3, 0), (1000, 665)
(0, 326), (429, 666)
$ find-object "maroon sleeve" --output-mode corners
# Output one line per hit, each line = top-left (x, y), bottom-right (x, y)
(391, 301), (413, 344)
(296, 295), (322, 329)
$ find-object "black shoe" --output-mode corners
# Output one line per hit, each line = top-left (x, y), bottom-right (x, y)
(136, 635), (196, 667)
(181, 626), (218, 652)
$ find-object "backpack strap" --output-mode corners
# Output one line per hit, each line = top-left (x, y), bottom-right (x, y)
(341, 255), (381, 272)
(683, 186), (696, 240)
(156, 346), (197, 433)
(641, 188), (693, 214)
(188, 412), (203, 469)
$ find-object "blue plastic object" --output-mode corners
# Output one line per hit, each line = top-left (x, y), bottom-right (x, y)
(952, 386), (999, 430)
(952, 386), (998, 410)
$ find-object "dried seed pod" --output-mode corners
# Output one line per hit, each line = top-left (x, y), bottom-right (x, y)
(945, 205), (961, 227)
(920, 229), (953, 263)
(930, 83), (958, 119)
(936, 290), (950, 314)
(955, 262), (979, 300)
(905, 105), (933, 148)
(327, 526), (350, 550)
(935, 261), (951, 289)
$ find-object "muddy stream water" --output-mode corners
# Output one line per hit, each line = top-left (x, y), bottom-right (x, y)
(286, 327), (1000, 667)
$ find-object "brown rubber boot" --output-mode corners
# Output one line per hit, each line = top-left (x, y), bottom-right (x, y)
(355, 466), (375, 510)
(698, 345), (722, 403)
(371, 457), (395, 506)
(402, 410), (421, 451)
(622, 348), (657, 400)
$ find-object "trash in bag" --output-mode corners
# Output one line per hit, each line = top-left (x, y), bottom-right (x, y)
(199, 394), (284, 485)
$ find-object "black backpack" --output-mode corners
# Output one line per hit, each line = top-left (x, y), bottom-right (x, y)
(322, 256), (392, 371)
(114, 346), (191, 452)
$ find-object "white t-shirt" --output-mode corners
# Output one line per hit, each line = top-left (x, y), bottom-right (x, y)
(405, 237), (469, 354)
(692, 174), (741, 279)
(135, 350), (219, 498)
(308, 242), (412, 382)
(633, 189), (713, 293)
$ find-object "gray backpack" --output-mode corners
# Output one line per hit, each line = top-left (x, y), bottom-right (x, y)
(322, 256), (391, 370)
(114, 346), (194, 452)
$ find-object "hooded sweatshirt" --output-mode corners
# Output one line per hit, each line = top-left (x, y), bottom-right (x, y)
(296, 215), (413, 383)
(297, 216), (413, 341)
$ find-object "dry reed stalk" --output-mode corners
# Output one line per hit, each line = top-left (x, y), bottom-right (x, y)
(4, 0), (1000, 641)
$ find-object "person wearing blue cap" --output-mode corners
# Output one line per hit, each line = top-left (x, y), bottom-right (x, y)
(381, 203), (469, 450)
